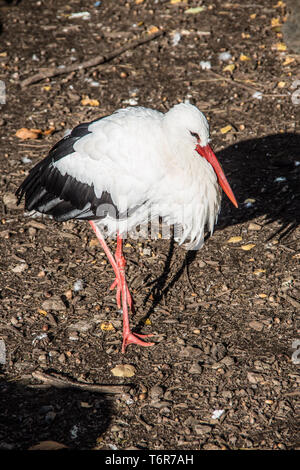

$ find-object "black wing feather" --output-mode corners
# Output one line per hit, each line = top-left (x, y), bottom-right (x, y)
(16, 117), (118, 222)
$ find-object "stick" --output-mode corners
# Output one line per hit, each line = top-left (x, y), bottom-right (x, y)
(202, 70), (263, 94)
(20, 30), (164, 88)
(0, 323), (24, 338)
(32, 371), (130, 394)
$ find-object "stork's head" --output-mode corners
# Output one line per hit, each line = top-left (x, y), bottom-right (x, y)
(164, 102), (238, 208)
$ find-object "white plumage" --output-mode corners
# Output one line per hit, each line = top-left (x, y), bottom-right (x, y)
(16, 102), (237, 353)
(52, 103), (221, 248)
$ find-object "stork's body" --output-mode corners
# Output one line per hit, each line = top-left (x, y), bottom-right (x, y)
(16, 103), (237, 352)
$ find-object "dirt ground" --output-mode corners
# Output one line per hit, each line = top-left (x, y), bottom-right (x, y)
(0, 0), (299, 451)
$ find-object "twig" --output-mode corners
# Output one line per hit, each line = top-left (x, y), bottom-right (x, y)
(32, 370), (130, 394)
(136, 414), (153, 431)
(284, 390), (300, 397)
(279, 293), (300, 309)
(0, 323), (24, 338)
(206, 70), (263, 94)
(20, 30), (164, 88)
(184, 255), (195, 292)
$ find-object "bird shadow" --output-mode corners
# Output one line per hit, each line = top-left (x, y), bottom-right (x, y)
(0, 375), (112, 449)
(0, 0), (23, 35)
(216, 132), (300, 239)
(136, 132), (300, 323)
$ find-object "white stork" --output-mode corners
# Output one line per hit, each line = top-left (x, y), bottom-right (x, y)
(16, 103), (238, 353)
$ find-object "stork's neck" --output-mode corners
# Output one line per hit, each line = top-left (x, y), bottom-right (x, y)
(163, 134), (198, 174)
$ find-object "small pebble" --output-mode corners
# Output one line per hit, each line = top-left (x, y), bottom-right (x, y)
(42, 297), (66, 312)
(58, 353), (66, 363)
(211, 409), (225, 420)
(248, 222), (261, 231)
(149, 385), (164, 400)
(219, 51), (232, 61)
(194, 424), (212, 435)
(69, 331), (79, 341)
(249, 320), (264, 332)
(189, 363), (202, 374)
(0, 340), (6, 365)
(221, 356), (235, 367)
(38, 353), (47, 363)
(199, 60), (211, 70)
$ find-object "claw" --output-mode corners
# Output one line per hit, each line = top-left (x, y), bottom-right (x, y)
(122, 331), (155, 353)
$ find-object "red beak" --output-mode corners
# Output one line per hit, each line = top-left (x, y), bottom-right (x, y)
(196, 144), (238, 208)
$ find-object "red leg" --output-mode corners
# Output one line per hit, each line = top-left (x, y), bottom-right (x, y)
(109, 234), (133, 310)
(89, 221), (154, 353)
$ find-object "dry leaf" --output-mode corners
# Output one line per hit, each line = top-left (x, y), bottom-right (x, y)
(38, 309), (48, 316)
(43, 126), (55, 135)
(111, 364), (136, 378)
(81, 97), (100, 106)
(253, 269), (266, 275)
(275, 42), (287, 51)
(89, 238), (99, 247)
(220, 125), (232, 134)
(147, 25), (159, 34)
(29, 441), (68, 450)
(241, 244), (256, 251)
(277, 81), (286, 88)
(100, 321), (115, 331)
(258, 293), (267, 298)
(250, 13), (257, 19)
(248, 222), (261, 231)
(240, 53), (251, 61)
(282, 56), (295, 66)
(227, 236), (242, 243)
(271, 17), (281, 27)
(135, 0), (144, 3)
(185, 6), (205, 14)
(223, 64), (235, 72)
(170, 0), (187, 3)
(15, 128), (42, 139)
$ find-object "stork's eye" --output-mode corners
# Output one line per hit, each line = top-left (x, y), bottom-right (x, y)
(190, 131), (200, 141)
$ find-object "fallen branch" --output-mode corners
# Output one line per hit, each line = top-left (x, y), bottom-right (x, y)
(31, 370), (130, 394)
(20, 30), (164, 88)
(193, 70), (263, 95)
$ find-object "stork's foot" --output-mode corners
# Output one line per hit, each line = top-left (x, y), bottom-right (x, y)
(122, 331), (155, 353)
(110, 278), (133, 310)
